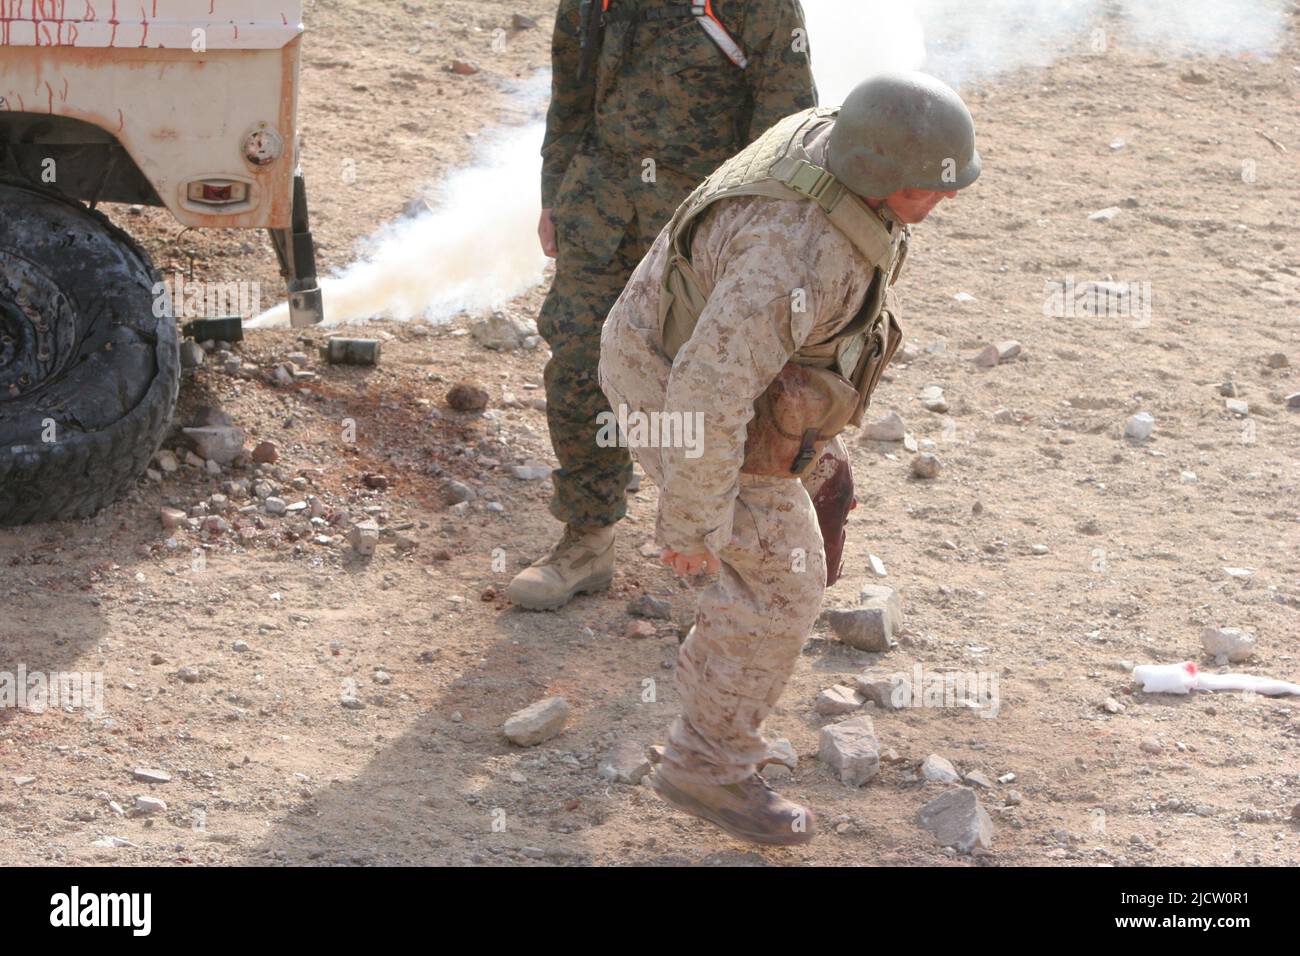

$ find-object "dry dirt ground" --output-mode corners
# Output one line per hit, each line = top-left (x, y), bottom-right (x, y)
(2, 1), (1299, 867)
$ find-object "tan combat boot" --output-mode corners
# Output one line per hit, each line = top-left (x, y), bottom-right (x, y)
(505, 524), (615, 611)
(648, 762), (816, 846)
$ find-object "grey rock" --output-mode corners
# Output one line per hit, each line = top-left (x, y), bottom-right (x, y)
(504, 696), (569, 747)
(818, 715), (880, 787)
(911, 452), (941, 480)
(470, 311), (533, 351)
(964, 770), (995, 789)
(815, 684), (865, 716)
(348, 520), (380, 557)
(1201, 627), (1256, 663)
(921, 754), (962, 784)
(918, 788), (993, 853)
(183, 426), (245, 465)
(1124, 412), (1155, 441)
(920, 386), (948, 413)
(854, 672), (904, 710)
(628, 594), (672, 620)
(862, 411), (906, 442)
(510, 463), (551, 481)
(134, 795), (167, 815)
(975, 340), (1021, 367)
(180, 341), (205, 368)
(132, 768), (171, 784)
(597, 741), (652, 784)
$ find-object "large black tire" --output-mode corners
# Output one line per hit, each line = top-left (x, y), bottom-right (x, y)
(0, 178), (178, 525)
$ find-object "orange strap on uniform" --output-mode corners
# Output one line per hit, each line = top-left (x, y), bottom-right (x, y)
(601, 0), (748, 69)
(690, 1), (749, 68)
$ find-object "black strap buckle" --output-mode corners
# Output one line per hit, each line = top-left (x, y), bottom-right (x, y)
(791, 428), (820, 474)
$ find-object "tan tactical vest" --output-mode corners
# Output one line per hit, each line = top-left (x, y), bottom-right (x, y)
(657, 107), (908, 475)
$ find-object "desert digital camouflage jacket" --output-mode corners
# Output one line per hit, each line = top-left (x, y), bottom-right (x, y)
(600, 188), (898, 556)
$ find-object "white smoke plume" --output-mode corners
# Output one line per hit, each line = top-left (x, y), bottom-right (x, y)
(249, 0), (1291, 329)
(247, 76), (550, 329)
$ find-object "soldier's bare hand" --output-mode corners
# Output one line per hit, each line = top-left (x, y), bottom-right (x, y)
(538, 208), (558, 258)
(661, 548), (721, 578)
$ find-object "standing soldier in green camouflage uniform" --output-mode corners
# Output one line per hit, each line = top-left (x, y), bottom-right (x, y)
(507, 0), (817, 610)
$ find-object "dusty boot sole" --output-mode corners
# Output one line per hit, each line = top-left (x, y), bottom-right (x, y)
(508, 570), (614, 611)
(648, 770), (815, 847)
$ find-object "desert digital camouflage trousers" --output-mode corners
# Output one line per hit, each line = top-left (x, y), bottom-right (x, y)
(645, 459), (827, 785)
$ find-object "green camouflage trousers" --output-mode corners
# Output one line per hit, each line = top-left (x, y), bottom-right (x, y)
(537, 227), (643, 529)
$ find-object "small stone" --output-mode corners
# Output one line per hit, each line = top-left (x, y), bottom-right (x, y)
(1225, 398), (1249, 416)
(628, 594), (672, 620)
(449, 59), (480, 75)
(826, 608), (890, 652)
(183, 426), (246, 465)
(232, 640), (250, 653)
(1124, 412), (1155, 442)
(815, 684), (865, 716)
(862, 411), (906, 442)
(992, 407), (1016, 424)
(156, 449), (179, 473)
(1285, 392), (1300, 410)
(597, 741), (652, 784)
(921, 754), (962, 784)
(159, 507), (186, 530)
(919, 788), (993, 852)
(854, 673), (903, 710)
(920, 385), (948, 413)
(764, 738), (799, 771)
(504, 696), (570, 747)
(964, 770), (995, 789)
(264, 497), (288, 516)
(446, 481), (476, 504)
(363, 473), (389, 490)
(1139, 737), (1164, 755)
(512, 13), (539, 29)
(624, 620), (656, 640)
(911, 452), (941, 480)
(180, 341), (205, 368)
(446, 383), (489, 411)
(1264, 352), (1289, 369)
(868, 554), (887, 577)
(1201, 626), (1256, 663)
(1031, 544), (1049, 555)
(975, 340), (1021, 367)
(1089, 206), (1122, 222)
(372, 670), (392, 685)
(818, 715), (880, 787)
(470, 311), (533, 351)
(340, 690), (365, 710)
(1103, 697), (1123, 714)
(251, 441), (278, 464)
(510, 463), (551, 481)
(348, 520), (380, 556)
(134, 795), (167, 815)
(132, 768), (171, 784)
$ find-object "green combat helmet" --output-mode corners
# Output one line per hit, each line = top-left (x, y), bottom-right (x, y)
(826, 71), (982, 198)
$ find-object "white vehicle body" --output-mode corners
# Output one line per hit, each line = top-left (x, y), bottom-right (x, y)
(0, 1), (307, 229)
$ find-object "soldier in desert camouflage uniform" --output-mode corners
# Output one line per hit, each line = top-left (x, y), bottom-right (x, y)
(507, 0), (817, 611)
(599, 72), (982, 844)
